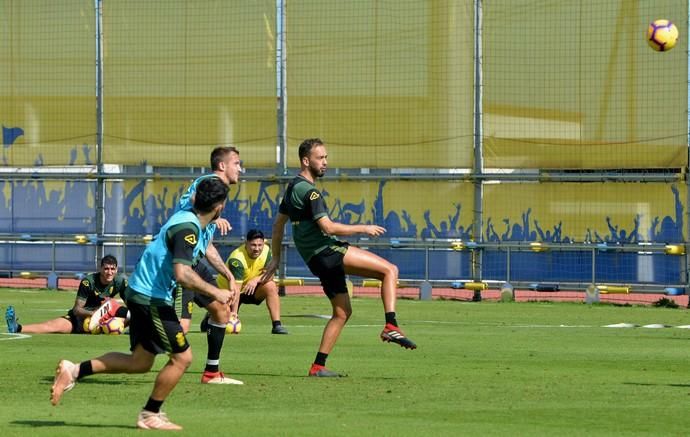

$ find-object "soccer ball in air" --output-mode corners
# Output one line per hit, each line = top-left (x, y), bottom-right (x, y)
(101, 317), (126, 335)
(226, 317), (242, 335)
(647, 19), (679, 51)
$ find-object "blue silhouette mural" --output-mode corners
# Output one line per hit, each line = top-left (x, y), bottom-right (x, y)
(0, 123), (685, 284)
(2, 126), (24, 166)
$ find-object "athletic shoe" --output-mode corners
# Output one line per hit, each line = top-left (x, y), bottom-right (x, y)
(199, 314), (209, 332)
(97, 299), (121, 325)
(271, 325), (289, 335)
(5, 306), (18, 333)
(201, 371), (244, 385)
(136, 410), (183, 431)
(308, 364), (345, 377)
(50, 359), (78, 406)
(380, 323), (417, 350)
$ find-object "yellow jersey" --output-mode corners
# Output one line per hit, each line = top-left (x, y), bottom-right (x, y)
(217, 243), (272, 291)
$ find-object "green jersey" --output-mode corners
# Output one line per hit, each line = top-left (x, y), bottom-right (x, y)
(279, 175), (340, 262)
(77, 272), (128, 311)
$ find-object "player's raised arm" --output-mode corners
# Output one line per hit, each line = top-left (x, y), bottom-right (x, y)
(316, 215), (386, 238)
(205, 243), (238, 295)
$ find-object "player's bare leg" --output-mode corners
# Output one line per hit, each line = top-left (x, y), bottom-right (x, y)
(343, 246), (397, 311)
(150, 348), (192, 400)
(320, 293), (352, 354)
(179, 318), (191, 334)
(207, 299), (230, 324)
(135, 348), (191, 431)
(257, 282), (288, 334)
(343, 246), (417, 350)
(89, 344), (156, 374)
(21, 317), (73, 334)
(308, 293), (350, 377)
(51, 345), (156, 406)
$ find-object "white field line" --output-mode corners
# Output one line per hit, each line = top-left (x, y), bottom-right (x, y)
(0, 333), (31, 341)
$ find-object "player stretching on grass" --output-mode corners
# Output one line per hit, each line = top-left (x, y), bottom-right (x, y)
(50, 177), (235, 430)
(5, 255), (128, 334)
(262, 138), (416, 378)
(176, 146), (243, 385)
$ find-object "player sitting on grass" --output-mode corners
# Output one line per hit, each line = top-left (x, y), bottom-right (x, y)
(5, 255), (128, 334)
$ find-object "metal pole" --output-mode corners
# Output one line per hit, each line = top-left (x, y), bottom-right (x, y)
(471, 0), (484, 299)
(424, 247), (429, 281)
(506, 247), (510, 283)
(277, 0), (287, 175)
(94, 0), (105, 263)
(685, 2), (690, 296)
(122, 241), (127, 275)
(277, 0), (288, 295)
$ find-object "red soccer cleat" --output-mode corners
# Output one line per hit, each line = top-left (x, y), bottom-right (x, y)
(380, 323), (417, 350)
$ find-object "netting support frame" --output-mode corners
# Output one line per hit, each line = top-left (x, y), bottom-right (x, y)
(472, 0), (484, 288)
(685, 1), (690, 292)
(94, 0), (105, 264)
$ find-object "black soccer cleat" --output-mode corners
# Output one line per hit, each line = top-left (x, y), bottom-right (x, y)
(271, 325), (289, 335)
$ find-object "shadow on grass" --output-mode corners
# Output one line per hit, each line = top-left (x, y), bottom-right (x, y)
(40, 376), (150, 386)
(185, 370), (312, 378)
(623, 382), (690, 388)
(184, 370), (395, 380)
(10, 420), (136, 430)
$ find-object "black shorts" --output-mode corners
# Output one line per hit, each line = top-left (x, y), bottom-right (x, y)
(63, 310), (87, 334)
(240, 292), (263, 306)
(127, 301), (189, 355)
(307, 241), (350, 299)
(178, 261), (216, 320)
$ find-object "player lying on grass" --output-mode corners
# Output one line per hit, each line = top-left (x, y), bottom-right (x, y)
(5, 255), (129, 334)
(50, 177), (235, 431)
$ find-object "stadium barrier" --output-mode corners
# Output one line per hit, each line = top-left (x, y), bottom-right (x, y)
(0, 235), (686, 301)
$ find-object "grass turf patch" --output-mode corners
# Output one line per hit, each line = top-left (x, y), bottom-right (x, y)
(1, 288), (689, 436)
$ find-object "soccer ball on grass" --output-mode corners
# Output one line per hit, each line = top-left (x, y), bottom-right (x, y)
(83, 317), (102, 335)
(226, 317), (242, 335)
(101, 317), (125, 335)
(647, 19), (679, 51)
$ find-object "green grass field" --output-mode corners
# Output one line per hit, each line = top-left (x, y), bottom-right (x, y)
(1, 288), (690, 436)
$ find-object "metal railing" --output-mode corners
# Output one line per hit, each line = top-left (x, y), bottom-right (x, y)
(0, 234), (685, 294)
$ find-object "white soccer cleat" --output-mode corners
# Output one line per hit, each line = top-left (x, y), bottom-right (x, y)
(90, 298), (122, 331)
(50, 359), (78, 406)
(136, 410), (183, 431)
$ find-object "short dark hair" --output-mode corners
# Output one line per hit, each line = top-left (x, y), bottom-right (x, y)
(246, 229), (264, 241)
(298, 138), (323, 161)
(101, 254), (118, 267)
(194, 177), (229, 213)
(210, 146), (240, 171)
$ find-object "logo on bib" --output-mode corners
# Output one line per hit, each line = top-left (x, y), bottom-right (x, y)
(184, 234), (197, 245)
